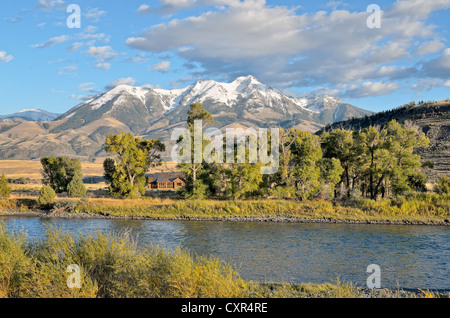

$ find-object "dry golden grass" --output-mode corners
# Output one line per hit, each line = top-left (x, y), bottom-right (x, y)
(0, 160), (179, 184)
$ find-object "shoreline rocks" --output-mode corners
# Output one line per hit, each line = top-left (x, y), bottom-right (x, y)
(1, 210), (449, 226)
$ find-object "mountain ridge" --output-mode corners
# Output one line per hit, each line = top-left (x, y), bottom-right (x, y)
(0, 109), (61, 123)
(0, 76), (373, 160)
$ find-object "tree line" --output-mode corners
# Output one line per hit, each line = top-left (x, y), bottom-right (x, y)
(11, 103), (446, 202)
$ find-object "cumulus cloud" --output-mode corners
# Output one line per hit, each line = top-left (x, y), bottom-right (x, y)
(137, 4), (152, 15)
(105, 77), (137, 90)
(32, 35), (68, 48)
(85, 45), (123, 70)
(341, 82), (399, 98)
(125, 0), (450, 98)
(150, 61), (171, 72)
(0, 51), (14, 63)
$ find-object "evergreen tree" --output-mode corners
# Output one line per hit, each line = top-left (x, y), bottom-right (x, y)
(0, 174), (12, 199)
(38, 185), (56, 206)
(67, 173), (87, 198)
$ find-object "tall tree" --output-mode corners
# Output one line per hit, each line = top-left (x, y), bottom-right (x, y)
(385, 120), (429, 195)
(41, 157), (82, 193)
(176, 103), (214, 198)
(356, 126), (388, 200)
(321, 129), (361, 198)
(290, 132), (323, 200)
(0, 174), (11, 199)
(104, 132), (165, 198)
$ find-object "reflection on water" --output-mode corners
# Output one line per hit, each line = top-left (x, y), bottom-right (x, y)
(1, 216), (449, 290)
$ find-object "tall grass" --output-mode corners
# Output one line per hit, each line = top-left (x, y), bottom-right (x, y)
(1, 225), (448, 298)
(2, 191), (449, 223)
(0, 224), (248, 298)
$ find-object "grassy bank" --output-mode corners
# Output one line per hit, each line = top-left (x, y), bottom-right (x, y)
(0, 225), (447, 299)
(0, 193), (450, 224)
(1, 192), (449, 224)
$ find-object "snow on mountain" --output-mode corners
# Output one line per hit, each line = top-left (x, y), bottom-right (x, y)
(68, 75), (349, 118)
(87, 85), (152, 110)
(0, 109), (61, 122)
(53, 75), (373, 139)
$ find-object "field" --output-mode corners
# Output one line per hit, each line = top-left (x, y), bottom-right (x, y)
(0, 160), (178, 182)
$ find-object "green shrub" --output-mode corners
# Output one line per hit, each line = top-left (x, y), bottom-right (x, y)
(434, 176), (450, 195)
(38, 185), (56, 206)
(0, 174), (12, 199)
(67, 174), (87, 198)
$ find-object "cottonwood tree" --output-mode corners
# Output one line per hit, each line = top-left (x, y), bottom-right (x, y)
(176, 103), (214, 199)
(104, 132), (165, 198)
(290, 132), (323, 200)
(41, 157), (82, 193)
(385, 120), (430, 196)
(321, 129), (363, 198)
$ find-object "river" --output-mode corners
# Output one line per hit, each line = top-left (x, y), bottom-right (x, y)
(1, 216), (449, 290)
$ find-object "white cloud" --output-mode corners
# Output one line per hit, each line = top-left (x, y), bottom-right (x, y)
(125, 53), (150, 64)
(32, 35), (67, 48)
(412, 78), (446, 91)
(86, 45), (113, 57)
(137, 4), (152, 14)
(94, 62), (111, 70)
(84, 8), (106, 21)
(126, 0), (450, 97)
(70, 94), (96, 101)
(341, 82), (399, 98)
(58, 65), (77, 76)
(38, 0), (65, 11)
(78, 26), (111, 44)
(150, 61), (171, 72)
(68, 42), (84, 52)
(414, 39), (446, 55)
(386, 0), (450, 19)
(0, 51), (14, 63)
(86, 45), (123, 70)
(78, 82), (97, 92)
(105, 77), (137, 90)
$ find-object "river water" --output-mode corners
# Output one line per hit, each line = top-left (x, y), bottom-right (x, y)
(1, 216), (449, 290)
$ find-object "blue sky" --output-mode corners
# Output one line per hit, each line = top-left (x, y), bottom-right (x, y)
(0, 0), (449, 115)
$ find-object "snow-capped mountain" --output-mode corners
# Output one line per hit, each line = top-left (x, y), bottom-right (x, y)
(57, 75), (372, 131)
(0, 109), (61, 122)
(0, 76), (373, 160)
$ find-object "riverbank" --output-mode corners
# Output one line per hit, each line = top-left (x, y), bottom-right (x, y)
(0, 224), (448, 299)
(1, 193), (449, 226)
(2, 210), (449, 226)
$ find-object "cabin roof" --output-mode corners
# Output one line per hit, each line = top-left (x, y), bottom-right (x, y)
(147, 172), (185, 183)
